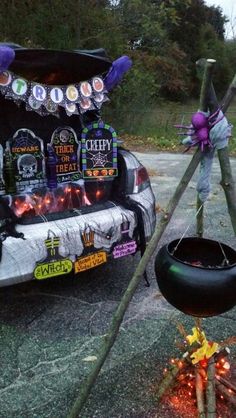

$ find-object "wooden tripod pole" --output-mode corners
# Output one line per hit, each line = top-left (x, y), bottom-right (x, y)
(196, 61), (236, 236)
(217, 73), (236, 234)
(66, 65), (214, 418)
(196, 59), (216, 237)
(66, 149), (202, 418)
(217, 147), (236, 234)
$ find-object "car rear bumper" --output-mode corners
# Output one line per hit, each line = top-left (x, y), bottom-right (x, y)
(0, 188), (155, 286)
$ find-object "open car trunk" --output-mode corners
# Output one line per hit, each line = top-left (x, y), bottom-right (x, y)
(0, 46), (119, 223)
(0, 96), (118, 223)
(0, 46), (156, 286)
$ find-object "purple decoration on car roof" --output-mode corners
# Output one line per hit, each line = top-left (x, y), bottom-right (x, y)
(104, 55), (132, 91)
(0, 46), (15, 72)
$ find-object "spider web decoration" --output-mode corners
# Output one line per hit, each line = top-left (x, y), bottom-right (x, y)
(81, 121), (118, 179)
(11, 129), (39, 147)
(89, 151), (109, 167)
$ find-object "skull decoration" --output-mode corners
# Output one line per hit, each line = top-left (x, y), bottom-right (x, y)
(59, 129), (70, 143)
(17, 154), (38, 178)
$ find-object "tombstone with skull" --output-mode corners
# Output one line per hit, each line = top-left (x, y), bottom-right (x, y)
(50, 126), (81, 183)
(9, 128), (46, 191)
(60, 129), (70, 143)
(17, 154), (38, 179)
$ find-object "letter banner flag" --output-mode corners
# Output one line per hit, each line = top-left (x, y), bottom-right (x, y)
(0, 70), (108, 117)
(81, 122), (118, 179)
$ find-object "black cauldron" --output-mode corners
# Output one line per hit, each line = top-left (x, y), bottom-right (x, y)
(155, 237), (236, 317)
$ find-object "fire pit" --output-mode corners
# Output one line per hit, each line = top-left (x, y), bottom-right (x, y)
(155, 237), (236, 317)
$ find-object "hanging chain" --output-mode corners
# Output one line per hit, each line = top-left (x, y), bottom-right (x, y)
(171, 203), (204, 255)
(218, 241), (229, 266)
(172, 202), (230, 265)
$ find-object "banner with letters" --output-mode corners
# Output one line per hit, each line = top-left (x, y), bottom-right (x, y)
(0, 70), (108, 117)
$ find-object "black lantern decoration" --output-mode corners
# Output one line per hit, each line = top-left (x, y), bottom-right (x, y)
(155, 237), (236, 317)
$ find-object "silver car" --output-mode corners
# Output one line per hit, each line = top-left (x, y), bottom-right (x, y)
(0, 45), (156, 286)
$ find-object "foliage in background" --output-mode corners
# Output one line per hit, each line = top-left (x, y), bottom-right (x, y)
(0, 0), (236, 123)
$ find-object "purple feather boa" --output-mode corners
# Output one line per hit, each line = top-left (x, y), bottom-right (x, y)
(104, 55), (132, 91)
(0, 46), (15, 72)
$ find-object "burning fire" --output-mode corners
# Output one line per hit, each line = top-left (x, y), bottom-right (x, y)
(157, 323), (236, 416)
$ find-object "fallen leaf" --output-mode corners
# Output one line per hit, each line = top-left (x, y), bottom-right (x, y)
(82, 355), (97, 362)
(155, 204), (164, 213)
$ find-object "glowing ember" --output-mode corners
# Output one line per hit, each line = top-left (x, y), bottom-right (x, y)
(157, 322), (236, 417)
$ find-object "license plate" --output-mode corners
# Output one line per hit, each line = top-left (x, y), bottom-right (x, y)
(74, 251), (107, 273)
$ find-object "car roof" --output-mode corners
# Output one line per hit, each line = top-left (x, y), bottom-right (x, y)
(0, 43), (112, 85)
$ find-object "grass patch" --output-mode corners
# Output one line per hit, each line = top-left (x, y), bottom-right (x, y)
(103, 101), (236, 154)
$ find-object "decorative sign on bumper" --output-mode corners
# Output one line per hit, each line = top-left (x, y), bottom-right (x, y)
(34, 259), (73, 280)
(113, 240), (137, 258)
(34, 230), (73, 280)
(112, 219), (137, 258)
(81, 122), (118, 179)
(74, 251), (107, 273)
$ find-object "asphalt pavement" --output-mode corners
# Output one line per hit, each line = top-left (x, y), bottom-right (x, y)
(0, 151), (235, 418)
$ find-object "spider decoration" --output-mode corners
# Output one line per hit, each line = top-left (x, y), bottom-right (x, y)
(175, 108), (225, 152)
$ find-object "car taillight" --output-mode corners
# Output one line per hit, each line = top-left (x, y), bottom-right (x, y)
(133, 166), (150, 193)
(136, 166), (149, 186)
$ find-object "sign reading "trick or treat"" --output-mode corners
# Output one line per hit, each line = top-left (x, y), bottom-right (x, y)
(50, 127), (81, 183)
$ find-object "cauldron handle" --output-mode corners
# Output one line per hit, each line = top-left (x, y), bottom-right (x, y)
(218, 241), (229, 266)
(171, 204), (230, 266)
(171, 203), (204, 255)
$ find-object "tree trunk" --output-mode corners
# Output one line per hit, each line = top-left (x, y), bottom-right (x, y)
(76, 0), (81, 48)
